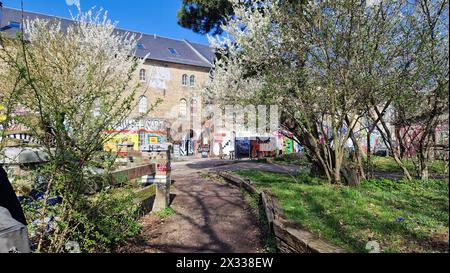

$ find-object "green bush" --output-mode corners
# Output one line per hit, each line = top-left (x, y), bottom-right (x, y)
(67, 189), (142, 253)
(22, 181), (144, 253)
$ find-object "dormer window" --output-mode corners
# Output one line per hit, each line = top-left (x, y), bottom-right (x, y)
(137, 43), (146, 49)
(168, 48), (178, 55)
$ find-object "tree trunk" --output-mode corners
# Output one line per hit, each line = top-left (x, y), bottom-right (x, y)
(334, 151), (343, 184)
(421, 164), (429, 180)
(418, 148), (430, 180)
(396, 127), (407, 159)
(392, 154), (413, 181)
(417, 122), (436, 181)
(376, 118), (414, 181)
(313, 150), (333, 183)
(366, 130), (373, 179)
(334, 167), (342, 184)
(341, 164), (361, 187)
(299, 131), (333, 183)
(350, 134), (366, 180)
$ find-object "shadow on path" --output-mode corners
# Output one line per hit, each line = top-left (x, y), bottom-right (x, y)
(120, 160), (263, 253)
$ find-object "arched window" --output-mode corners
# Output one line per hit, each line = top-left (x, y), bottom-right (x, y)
(189, 75), (196, 87)
(139, 69), (146, 82)
(138, 96), (148, 114)
(182, 74), (188, 86)
(191, 99), (198, 116)
(179, 99), (187, 117)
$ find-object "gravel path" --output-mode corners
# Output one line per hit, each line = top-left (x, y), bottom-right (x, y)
(121, 159), (267, 253)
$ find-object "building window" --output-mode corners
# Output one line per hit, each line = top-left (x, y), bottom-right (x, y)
(180, 99), (187, 117)
(139, 69), (146, 82)
(139, 96), (148, 114)
(182, 74), (188, 86)
(191, 99), (198, 116)
(168, 48), (178, 55)
(190, 75), (196, 87)
(139, 130), (147, 148)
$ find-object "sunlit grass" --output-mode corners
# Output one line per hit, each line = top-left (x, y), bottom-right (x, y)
(233, 170), (449, 253)
(372, 156), (448, 175)
(155, 207), (176, 219)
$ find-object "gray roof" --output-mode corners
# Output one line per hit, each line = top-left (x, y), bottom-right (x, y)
(0, 7), (215, 68)
(0, 147), (49, 164)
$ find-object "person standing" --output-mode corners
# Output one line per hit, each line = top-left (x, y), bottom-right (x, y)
(0, 166), (27, 226)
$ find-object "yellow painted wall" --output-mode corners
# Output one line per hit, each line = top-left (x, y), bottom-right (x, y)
(0, 104), (5, 122)
(104, 132), (140, 152)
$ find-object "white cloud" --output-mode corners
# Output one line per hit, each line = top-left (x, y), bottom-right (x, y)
(65, 0), (80, 7)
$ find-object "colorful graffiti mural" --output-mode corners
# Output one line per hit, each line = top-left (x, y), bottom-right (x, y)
(234, 137), (278, 159)
(104, 119), (168, 152)
(103, 131), (140, 152)
(396, 124), (449, 158)
(284, 138), (294, 154)
(235, 138), (251, 159)
(272, 131), (302, 156)
(104, 130), (168, 152)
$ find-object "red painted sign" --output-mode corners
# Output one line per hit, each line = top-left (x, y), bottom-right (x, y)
(157, 163), (169, 173)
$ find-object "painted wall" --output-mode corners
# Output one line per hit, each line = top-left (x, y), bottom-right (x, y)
(104, 131), (140, 152)
(104, 119), (169, 152)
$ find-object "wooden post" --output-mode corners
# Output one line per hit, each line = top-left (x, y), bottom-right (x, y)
(149, 145), (172, 212)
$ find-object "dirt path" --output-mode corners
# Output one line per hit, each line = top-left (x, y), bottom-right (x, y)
(121, 160), (265, 253)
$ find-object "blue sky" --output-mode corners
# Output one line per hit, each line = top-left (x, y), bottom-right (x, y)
(2, 0), (210, 44)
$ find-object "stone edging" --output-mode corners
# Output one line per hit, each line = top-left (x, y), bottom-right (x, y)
(217, 171), (347, 253)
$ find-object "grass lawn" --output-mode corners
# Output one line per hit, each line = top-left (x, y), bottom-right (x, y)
(233, 170), (449, 253)
(372, 156), (448, 176)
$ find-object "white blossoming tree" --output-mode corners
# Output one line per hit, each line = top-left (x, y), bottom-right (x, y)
(368, 0), (449, 180)
(0, 7), (153, 252)
(207, 0), (448, 183)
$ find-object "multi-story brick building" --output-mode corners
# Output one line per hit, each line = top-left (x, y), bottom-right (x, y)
(1, 5), (214, 156)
